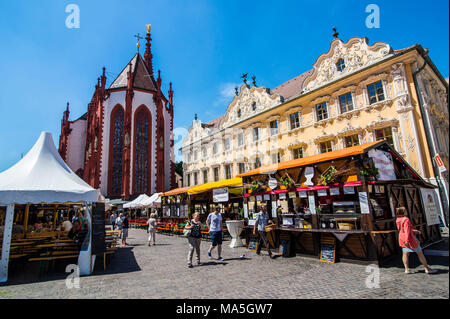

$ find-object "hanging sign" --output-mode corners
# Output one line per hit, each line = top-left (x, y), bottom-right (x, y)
(288, 192), (296, 199)
(213, 187), (229, 202)
(434, 154), (447, 173)
(308, 194), (316, 215)
(271, 201), (278, 218)
(317, 189), (328, 197)
(279, 193), (287, 200)
(243, 204), (248, 219)
(330, 188), (340, 196)
(368, 149), (397, 180)
(359, 192), (370, 214)
(420, 188), (441, 225)
(344, 186), (355, 194)
(298, 191), (307, 198)
(268, 177), (278, 189)
(256, 195), (263, 202)
(263, 194), (271, 201)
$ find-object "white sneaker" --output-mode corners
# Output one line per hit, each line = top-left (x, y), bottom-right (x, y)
(404, 269), (414, 274)
(425, 268), (438, 274)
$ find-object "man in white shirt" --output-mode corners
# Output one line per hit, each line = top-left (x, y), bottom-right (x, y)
(206, 207), (224, 261)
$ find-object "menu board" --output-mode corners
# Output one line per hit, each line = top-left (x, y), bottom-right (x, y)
(279, 193), (287, 200)
(344, 186), (355, 194)
(298, 191), (307, 198)
(320, 243), (336, 263)
(330, 188), (340, 196)
(308, 194), (316, 215)
(359, 192), (370, 214)
(264, 194), (271, 201)
(271, 201), (278, 218)
(256, 195), (263, 202)
(317, 189), (328, 197)
(288, 192), (296, 199)
(248, 237), (258, 251)
(91, 202), (106, 255)
(243, 204), (248, 219)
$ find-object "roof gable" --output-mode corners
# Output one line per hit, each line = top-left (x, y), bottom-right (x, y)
(109, 53), (157, 91)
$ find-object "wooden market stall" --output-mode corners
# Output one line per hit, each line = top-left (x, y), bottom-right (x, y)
(237, 140), (441, 265)
(159, 186), (194, 224)
(186, 178), (244, 223)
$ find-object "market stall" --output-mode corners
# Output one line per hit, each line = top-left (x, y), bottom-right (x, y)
(159, 186), (193, 224)
(237, 140), (441, 265)
(0, 132), (102, 282)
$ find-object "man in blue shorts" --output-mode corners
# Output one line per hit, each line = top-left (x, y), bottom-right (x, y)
(207, 206), (224, 261)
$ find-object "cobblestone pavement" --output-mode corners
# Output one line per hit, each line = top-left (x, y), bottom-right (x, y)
(0, 229), (448, 299)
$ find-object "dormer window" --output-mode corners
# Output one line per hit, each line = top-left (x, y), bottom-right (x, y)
(336, 58), (345, 72)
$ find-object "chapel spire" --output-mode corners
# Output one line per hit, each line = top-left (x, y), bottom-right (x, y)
(144, 24), (154, 76)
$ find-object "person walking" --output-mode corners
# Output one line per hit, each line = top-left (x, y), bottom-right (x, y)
(253, 205), (275, 259)
(121, 213), (129, 247)
(396, 206), (437, 274)
(206, 206), (224, 261)
(110, 211), (117, 230)
(147, 213), (157, 246)
(185, 212), (203, 268)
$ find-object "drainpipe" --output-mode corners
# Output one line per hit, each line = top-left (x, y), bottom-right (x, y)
(412, 50), (449, 227)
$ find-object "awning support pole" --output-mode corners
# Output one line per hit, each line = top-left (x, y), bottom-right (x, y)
(0, 204), (15, 283)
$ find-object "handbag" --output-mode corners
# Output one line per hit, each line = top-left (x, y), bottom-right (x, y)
(183, 221), (192, 237)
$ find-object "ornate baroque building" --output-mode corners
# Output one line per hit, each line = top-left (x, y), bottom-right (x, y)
(59, 26), (176, 200)
(181, 35), (449, 218)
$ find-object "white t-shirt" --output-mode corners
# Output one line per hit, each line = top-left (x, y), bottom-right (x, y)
(207, 213), (222, 232)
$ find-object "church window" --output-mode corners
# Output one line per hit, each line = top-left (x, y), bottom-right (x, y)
(134, 107), (151, 194)
(110, 106), (124, 196)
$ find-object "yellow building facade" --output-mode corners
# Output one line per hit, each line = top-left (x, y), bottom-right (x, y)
(181, 36), (449, 220)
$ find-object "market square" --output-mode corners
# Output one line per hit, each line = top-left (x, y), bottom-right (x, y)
(0, 0), (448, 304)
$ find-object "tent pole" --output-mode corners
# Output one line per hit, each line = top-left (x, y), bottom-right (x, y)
(23, 203), (30, 237)
(0, 204), (15, 283)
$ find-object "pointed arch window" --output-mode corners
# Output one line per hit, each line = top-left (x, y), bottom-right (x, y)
(134, 106), (151, 194)
(109, 105), (124, 196)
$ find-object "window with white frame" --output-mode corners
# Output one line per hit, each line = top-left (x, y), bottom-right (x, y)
(255, 157), (261, 169)
(270, 120), (278, 136)
(290, 112), (300, 130)
(339, 92), (354, 113)
(293, 147), (303, 159)
(237, 132), (244, 147)
(316, 102), (328, 121)
(320, 141), (333, 153)
(374, 127), (394, 148)
(203, 170), (208, 184)
(187, 173), (191, 186)
(213, 167), (220, 182)
(367, 81), (385, 104)
(224, 138), (230, 151)
(272, 152), (281, 164)
(193, 172), (198, 185)
(253, 127), (259, 142)
(344, 134), (360, 148)
(238, 162), (246, 174)
(225, 164), (232, 179)
(336, 58), (346, 72)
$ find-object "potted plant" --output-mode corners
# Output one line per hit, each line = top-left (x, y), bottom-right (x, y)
(279, 176), (294, 189)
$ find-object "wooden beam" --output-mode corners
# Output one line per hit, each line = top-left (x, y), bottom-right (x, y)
(23, 203), (30, 237)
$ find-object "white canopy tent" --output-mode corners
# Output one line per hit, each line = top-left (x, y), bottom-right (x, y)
(0, 132), (99, 282)
(140, 192), (162, 208)
(123, 194), (151, 209)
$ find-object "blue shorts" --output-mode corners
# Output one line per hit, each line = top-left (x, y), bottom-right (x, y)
(209, 231), (223, 247)
(402, 244), (422, 253)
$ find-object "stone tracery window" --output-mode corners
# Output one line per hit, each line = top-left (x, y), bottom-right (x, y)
(109, 106), (124, 196)
(134, 107), (151, 194)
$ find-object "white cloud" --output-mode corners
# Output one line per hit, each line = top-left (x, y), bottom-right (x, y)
(213, 82), (240, 108)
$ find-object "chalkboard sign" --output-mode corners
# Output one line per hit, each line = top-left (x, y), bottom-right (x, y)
(320, 242), (336, 263)
(248, 237), (258, 251)
(91, 202), (106, 255)
(279, 239), (291, 257)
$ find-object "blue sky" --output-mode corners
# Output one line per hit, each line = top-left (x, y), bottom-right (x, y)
(0, 0), (448, 171)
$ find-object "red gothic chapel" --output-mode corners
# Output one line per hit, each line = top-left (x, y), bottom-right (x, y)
(58, 26), (176, 200)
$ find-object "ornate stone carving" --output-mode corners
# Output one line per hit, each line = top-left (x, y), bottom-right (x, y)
(302, 37), (392, 93)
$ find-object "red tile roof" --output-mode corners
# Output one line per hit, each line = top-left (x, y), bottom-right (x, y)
(271, 69), (314, 100)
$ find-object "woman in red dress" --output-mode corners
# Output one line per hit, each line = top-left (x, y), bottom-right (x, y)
(396, 207), (437, 274)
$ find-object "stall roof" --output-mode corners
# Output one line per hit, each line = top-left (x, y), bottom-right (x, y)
(0, 132), (99, 205)
(161, 186), (194, 197)
(237, 141), (383, 178)
(187, 178), (243, 195)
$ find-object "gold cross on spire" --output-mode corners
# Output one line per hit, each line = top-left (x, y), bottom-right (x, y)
(135, 33), (143, 52)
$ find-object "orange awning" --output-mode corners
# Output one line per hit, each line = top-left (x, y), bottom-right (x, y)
(160, 186), (194, 197)
(237, 141), (383, 178)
